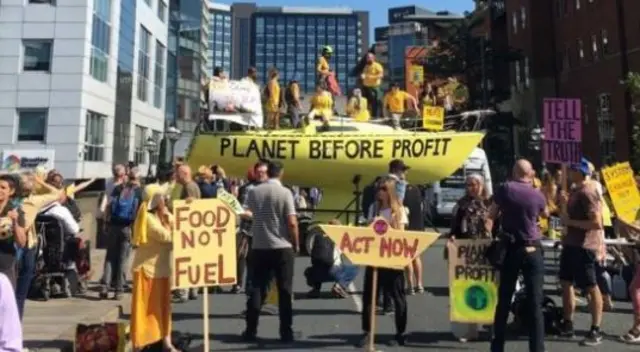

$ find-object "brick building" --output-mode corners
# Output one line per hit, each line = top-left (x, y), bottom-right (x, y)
(506, 0), (640, 166)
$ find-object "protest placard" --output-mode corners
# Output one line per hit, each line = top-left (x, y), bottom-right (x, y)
(447, 239), (498, 324)
(542, 98), (582, 164)
(172, 199), (237, 352)
(217, 188), (245, 214)
(320, 218), (439, 351)
(422, 106), (445, 131)
(601, 162), (640, 223)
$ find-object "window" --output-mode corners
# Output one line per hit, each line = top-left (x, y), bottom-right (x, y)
(137, 25), (151, 102)
(134, 125), (147, 165)
(157, 0), (166, 22)
(23, 40), (52, 72)
(577, 38), (584, 61)
(18, 109), (47, 142)
(514, 61), (521, 88)
(144, 0), (150, 5)
(524, 57), (530, 87)
(556, 0), (567, 17)
(576, 0), (581, 9)
(512, 12), (518, 33)
(90, 0), (112, 82)
(84, 111), (106, 161)
(597, 93), (615, 163)
(150, 130), (161, 164)
(521, 6), (526, 29)
(154, 41), (165, 108)
(591, 34), (599, 60)
(601, 29), (610, 54)
(28, 0), (54, 3)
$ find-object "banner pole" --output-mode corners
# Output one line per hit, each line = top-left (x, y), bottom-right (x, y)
(368, 268), (378, 352)
(203, 287), (210, 351)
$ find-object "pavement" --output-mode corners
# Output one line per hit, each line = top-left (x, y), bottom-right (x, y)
(171, 237), (638, 352)
(22, 196), (132, 352)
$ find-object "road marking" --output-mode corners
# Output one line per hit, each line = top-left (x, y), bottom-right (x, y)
(346, 282), (363, 312)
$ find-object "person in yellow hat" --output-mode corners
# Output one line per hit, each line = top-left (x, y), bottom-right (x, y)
(130, 185), (178, 352)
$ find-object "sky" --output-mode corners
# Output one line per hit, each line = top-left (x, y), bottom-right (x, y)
(216, 0), (476, 37)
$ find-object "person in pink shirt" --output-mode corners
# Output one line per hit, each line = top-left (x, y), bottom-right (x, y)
(0, 272), (22, 352)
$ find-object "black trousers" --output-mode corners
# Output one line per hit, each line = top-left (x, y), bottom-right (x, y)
(362, 266), (407, 334)
(245, 248), (295, 337)
(491, 245), (545, 352)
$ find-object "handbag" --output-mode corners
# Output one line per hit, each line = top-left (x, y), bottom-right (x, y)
(484, 232), (514, 269)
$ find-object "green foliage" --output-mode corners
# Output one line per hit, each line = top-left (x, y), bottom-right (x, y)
(425, 20), (470, 77)
(625, 72), (640, 172)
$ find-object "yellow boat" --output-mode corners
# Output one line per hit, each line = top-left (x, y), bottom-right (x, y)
(185, 118), (484, 222)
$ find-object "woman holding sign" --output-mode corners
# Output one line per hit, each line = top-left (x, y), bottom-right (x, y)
(130, 185), (178, 352)
(357, 177), (409, 348)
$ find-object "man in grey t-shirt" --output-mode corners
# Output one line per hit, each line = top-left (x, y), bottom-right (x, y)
(242, 161), (299, 343)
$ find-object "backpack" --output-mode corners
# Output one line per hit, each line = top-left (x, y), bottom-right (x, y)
(64, 197), (83, 223)
(110, 186), (140, 224)
(311, 234), (335, 267)
(511, 293), (563, 335)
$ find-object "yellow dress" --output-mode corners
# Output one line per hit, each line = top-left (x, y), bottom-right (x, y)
(347, 96), (370, 122)
(310, 92), (333, 119)
(131, 184), (173, 349)
(265, 79), (280, 113)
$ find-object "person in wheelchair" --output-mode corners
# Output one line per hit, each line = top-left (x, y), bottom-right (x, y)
(304, 220), (358, 298)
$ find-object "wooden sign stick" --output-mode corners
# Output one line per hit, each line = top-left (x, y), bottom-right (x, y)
(368, 268), (379, 352)
(203, 287), (210, 351)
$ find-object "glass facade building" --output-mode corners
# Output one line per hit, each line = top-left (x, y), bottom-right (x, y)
(251, 10), (367, 94)
(207, 3), (232, 75)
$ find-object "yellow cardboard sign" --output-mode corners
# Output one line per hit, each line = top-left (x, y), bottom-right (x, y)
(318, 217), (439, 269)
(448, 239), (498, 324)
(172, 199), (237, 289)
(410, 65), (424, 86)
(601, 162), (640, 223)
(422, 106), (445, 131)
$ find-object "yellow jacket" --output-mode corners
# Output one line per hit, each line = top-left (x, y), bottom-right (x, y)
(310, 92), (333, 119)
(22, 190), (62, 248)
(347, 96), (370, 122)
(266, 79), (280, 113)
(131, 212), (173, 278)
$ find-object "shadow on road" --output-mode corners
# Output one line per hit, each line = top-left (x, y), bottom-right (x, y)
(424, 286), (449, 296)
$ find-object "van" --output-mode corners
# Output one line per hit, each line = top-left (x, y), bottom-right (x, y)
(427, 147), (492, 221)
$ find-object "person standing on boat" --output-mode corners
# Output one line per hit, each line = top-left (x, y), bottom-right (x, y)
(285, 75), (302, 128)
(383, 83), (418, 129)
(316, 46), (333, 90)
(264, 68), (281, 129)
(360, 53), (384, 118)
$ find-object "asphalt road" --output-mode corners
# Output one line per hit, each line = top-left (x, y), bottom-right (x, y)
(171, 238), (637, 352)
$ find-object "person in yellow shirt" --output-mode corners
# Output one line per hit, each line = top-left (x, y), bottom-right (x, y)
(346, 88), (370, 122)
(264, 68), (281, 129)
(383, 83), (418, 129)
(360, 53), (384, 117)
(308, 85), (334, 128)
(316, 46), (333, 89)
(131, 186), (178, 351)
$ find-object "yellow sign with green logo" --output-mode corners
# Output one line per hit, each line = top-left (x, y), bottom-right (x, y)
(448, 239), (498, 324)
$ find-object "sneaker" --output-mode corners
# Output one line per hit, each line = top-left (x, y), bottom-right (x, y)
(280, 333), (295, 344)
(406, 287), (415, 295)
(355, 333), (371, 348)
(559, 320), (575, 338)
(231, 285), (242, 294)
(387, 333), (407, 346)
(383, 308), (394, 316)
(620, 329), (640, 344)
(99, 287), (108, 300)
(581, 327), (603, 346)
(188, 291), (198, 300)
(241, 330), (257, 342)
(113, 292), (123, 300)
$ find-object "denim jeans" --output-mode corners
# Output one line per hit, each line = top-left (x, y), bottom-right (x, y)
(16, 246), (36, 319)
(102, 225), (132, 293)
(491, 244), (545, 352)
(331, 265), (358, 289)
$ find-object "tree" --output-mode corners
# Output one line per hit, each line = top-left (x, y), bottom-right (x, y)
(625, 72), (640, 171)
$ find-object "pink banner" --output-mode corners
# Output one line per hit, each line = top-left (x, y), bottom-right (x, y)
(543, 98), (582, 164)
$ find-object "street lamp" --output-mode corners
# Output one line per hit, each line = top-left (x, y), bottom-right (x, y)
(145, 136), (158, 180)
(166, 125), (182, 162)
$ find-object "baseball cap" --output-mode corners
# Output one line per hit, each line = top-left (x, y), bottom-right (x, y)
(570, 157), (591, 175)
(389, 159), (410, 173)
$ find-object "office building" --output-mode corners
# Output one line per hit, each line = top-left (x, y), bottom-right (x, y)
(166, 0), (208, 138)
(207, 2), (232, 76)
(231, 4), (369, 94)
(506, 0), (640, 165)
(0, 0), (168, 178)
(374, 6), (463, 87)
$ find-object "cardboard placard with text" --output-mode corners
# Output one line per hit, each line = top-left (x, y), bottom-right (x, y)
(543, 98), (582, 164)
(172, 199), (237, 290)
(422, 106), (445, 131)
(319, 217), (440, 269)
(447, 239), (498, 324)
(601, 162), (640, 224)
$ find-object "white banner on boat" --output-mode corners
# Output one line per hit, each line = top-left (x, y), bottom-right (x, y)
(208, 78), (263, 128)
